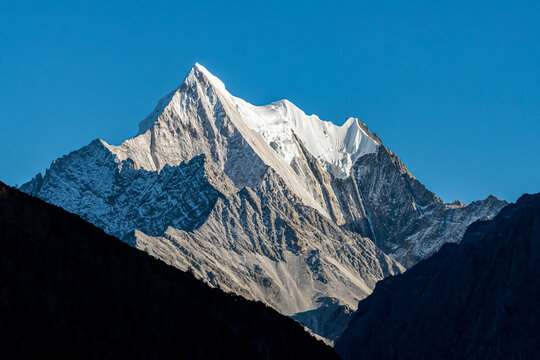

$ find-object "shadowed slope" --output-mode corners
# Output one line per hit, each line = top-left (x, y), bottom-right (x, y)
(336, 193), (540, 359)
(0, 182), (338, 359)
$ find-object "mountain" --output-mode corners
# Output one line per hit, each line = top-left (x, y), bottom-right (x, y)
(21, 63), (506, 340)
(335, 193), (540, 359)
(0, 181), (339, 359)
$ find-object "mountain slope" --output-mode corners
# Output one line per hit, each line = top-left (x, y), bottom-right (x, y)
(0, 181), (339, 359)
(21, 63), (505, 339)
(133, 166), (402, 315)
(335, 193), (540, 359)
(351, 145), (506, 266)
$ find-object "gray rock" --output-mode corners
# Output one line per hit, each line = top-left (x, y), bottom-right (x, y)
(350, 146), (507, 267)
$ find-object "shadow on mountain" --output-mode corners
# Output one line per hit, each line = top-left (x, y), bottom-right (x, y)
(0, 182), (338, 359)
(293, 297), (354, 343)
(335, 193), (540, 359)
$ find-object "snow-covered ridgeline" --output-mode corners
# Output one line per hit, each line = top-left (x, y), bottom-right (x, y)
(193, 63), (380, 179)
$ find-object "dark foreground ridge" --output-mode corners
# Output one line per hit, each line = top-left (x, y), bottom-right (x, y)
(0, 182), (338, 359)
(336, 193), (540, 359)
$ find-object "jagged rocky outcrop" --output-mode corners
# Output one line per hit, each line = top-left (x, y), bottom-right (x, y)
(349, 146), (507, 267)
(22, 142), (233, 240)
(335, 194), (540, 359)
(21, 63), (505, 340)
(0, 182), (339, 359)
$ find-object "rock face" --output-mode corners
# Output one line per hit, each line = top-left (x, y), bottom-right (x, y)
(133, 167), (403, 317)
(21, 63), (505, 340)
(351, 146), (507, 267)
(293, 297), (355, 344)
(0, 182), (339, 360)
(335, 193), (540, 359)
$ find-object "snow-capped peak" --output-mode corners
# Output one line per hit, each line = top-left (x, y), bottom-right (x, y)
(185, 63), (381, 178)
(193, 63), (227, 92)
(111, 63), (381, 218)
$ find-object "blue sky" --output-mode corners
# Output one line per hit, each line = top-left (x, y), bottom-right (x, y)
(1, 0), (539, 203)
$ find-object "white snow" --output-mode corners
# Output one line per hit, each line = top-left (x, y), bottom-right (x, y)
(193, 63), (380, 178)
(194, 63), (227, 92)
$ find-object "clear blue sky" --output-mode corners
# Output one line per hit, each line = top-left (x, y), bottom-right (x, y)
(1, 0), (539, 203)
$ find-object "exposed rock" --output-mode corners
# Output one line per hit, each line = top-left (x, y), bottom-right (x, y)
(293, 297), (354, 343)
(133, 166), (403, 317)
(351, 146), (507, 267)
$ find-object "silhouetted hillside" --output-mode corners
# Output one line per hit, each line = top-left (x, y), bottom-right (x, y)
(336, 193), (540, 359)
(0, 182), (338, 359)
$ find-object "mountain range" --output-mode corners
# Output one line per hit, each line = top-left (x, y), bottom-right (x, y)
(21, 63), (507, 341)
